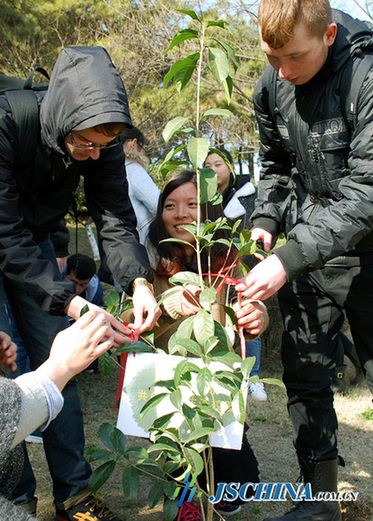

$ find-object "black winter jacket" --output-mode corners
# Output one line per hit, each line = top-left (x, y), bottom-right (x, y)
(0, 46), (152, 314)
(252, 10), (373, 281)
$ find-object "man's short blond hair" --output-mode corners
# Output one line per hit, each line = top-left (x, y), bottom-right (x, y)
(258, 0), (332, 49)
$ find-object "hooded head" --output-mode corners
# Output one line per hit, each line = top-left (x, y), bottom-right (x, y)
(40, 46), (132, 154)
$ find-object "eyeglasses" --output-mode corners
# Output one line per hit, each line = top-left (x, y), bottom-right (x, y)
(69, 132), (120, 151)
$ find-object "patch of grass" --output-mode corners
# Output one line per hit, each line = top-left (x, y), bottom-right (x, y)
(358, 406), (373, 421)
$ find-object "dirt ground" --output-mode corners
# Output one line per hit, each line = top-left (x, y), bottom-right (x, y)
(26, 357), (373, 521)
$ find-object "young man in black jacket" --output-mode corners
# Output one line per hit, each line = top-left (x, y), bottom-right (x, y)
(0, 46), (160, 521)
(236, 1), (373, 520)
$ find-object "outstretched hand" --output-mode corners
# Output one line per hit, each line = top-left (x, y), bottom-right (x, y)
(129, 285), (162, 334)
(37, 310), (114, 390)
(0, 331), (17, 372)
(235, 254), (287, 301)
(181, 284), (202, 316)
(65, 295), (134, 348)
(251, 227), (273, 257)
(235, 300), (268, 337)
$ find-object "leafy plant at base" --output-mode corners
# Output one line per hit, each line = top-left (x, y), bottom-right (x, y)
(90, 8), (283, 521)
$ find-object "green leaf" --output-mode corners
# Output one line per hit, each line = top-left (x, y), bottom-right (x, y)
(239, 260), (250, 277)
(153, 411), (176, 430)
(163, 54), (199, 90)
(213, 322), (232, 351)
(140, 392), (169, 419)
(199, 287), (216, 311)
(261, 377), (285, 388)
(175, 338), (203, 358)
(162, 116), (190, 144)
(184, 447), (204, 475)
(98, 351), (112, 376)
(240, 229), (252, 244)
(199, 168), (218, 204)
(174, 64), (196, 94)
(221, 304), (237, 326)
(116, 341), (153, 354)
(185, 427), (213, 443)
(241, 356), (256, 380)
(164, 497), (179, 521)
(89, 449), (115, 462)
(148, 483), (165, 508)
(166, 29), (199, 53)
(105, 304), (117, 316)
(211, 351), (242, 368)
(200, 108), (234, 120)
(151, 379), (176, 391)
(190, 442), (210, 452)
(137, 462), (166, 479)
(176, 8), (201, 21)
(182, 403), (197, 425)
(147, 442), (180, 454)
(161, 237), (197, 250)
(208, 47), (230, 84)
(103, 291), (120, 307)
(174, 360), (200, 387)
(141, 330), (155, 345)
(122, 466), (139, 498)
(126, 446), (148, 460)
(232, 392), (246, 423)
(99, 423), (116, 452)
(170, 388), (182, 411)
(172, 315), (195, 341)
(80, 304), (90, 317)
(211, 192), (224, 205)
(187, 137), (209, 170)
(110, 427), (129, 456)
(158, 144), (187, 173)
(222, 75), (233, 104)
(159, 159), (190, 178)
(163, 480), (178, 498)
(169, 271), (202, 287)
(212, 38), (239, 72)
(169, 322), (192, 355)
(205, 336), (219, 354)
(193, 309), (215, 346)
(164, 460), (181, 476)
(89, 460), (115, 492)
(213, 374), (240, 393)
(197, 367), (213, 397)
(198, 403), (222, 422)
(213, 369), (242, 384)
(207, 20), (228, 29)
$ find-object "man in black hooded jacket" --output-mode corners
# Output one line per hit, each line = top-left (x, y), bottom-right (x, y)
(236, 2), (373, 520)
(0, 46), (160, 521)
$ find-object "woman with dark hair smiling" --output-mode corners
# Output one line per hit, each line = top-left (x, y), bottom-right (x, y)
(132, 170), (268, 520)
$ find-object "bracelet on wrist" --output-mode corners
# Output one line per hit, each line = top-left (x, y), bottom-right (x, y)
(132, 278), (154, 294)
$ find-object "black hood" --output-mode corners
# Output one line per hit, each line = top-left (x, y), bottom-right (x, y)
(40, 46), (132, 154)
(331, 9), (373, 72)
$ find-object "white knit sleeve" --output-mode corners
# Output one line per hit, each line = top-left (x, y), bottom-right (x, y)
(11, 373), (64, 448)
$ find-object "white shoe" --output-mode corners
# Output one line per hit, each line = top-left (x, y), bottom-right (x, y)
(249, 382), (267, 401)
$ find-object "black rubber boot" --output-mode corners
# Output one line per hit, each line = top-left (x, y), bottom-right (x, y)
(331, 365), (347, 393)
(346, 346), (365, 385)
(263, 458), (341, 521)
